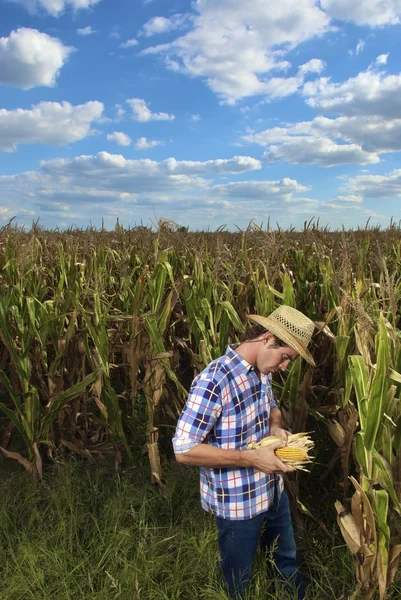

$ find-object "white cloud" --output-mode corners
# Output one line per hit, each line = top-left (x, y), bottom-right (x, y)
(298, 58), (326, 76)
(264, 77), (301, 100)
(141, 0), (331, 103)
(115, 104), (126, 119)
(263, 137), (379, 167)
(141, 14), (191, 37)
(263, 59), (325, 100)
(376, 53), (389, 64)
(321, 0), (401, 26)
(0, 28), (74, 89)
(303, 68), (401, 118)
(311, 115), (401, 153)
(0, 153), (262, 204)
(77, 26), (96, 36)
(0, 205), (35, 222)
(320, 201), (363, 210)
(161, 156), (261, 175)
(334, 195), (363, 203)
(212, 178), (309, 200)
(107, 131), (132, 146)
(191, 114), (201, 121)
(244, 112), (401, 164)
(127, 98), (175, 122)
(355, 39), (365, 55)
(0, 153), (311, 228)
(135, 137), (162, 150)
(0, 101), (103, 152)
(342, 169), (401, 198)
(120, 38), (138, 48)
(9, 0), (102, 17)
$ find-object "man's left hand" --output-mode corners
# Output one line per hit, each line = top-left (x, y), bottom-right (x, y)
(270, 426), (290, 443)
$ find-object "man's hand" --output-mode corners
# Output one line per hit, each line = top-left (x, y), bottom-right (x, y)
(270, 426), (290, 443)
(250, 439), (294, 474)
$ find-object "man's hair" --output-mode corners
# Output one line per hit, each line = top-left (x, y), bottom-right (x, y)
(242, 325), (287, 347)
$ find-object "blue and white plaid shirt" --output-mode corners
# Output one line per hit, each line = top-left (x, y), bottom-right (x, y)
(173, 345), (283, 520)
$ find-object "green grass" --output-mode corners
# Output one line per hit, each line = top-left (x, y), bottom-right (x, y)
(0, 457), (399, 600)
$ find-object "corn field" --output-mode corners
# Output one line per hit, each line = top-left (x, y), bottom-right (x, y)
(0, 219), (400, 599)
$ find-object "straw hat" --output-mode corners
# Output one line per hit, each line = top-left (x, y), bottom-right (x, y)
(247, 305), (316, 367)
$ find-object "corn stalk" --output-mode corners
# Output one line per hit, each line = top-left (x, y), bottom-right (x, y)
(336, 314), (401, 599)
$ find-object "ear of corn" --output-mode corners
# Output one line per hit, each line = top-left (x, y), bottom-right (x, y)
(275, 446), (308, 461)
(328, 420), (346, 447)
(247, 432), (314, 471)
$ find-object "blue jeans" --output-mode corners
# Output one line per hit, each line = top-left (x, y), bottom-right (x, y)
(216, 490), (305, 599)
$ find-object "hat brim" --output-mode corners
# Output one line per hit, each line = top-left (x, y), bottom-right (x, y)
(247, 314), (316, 367)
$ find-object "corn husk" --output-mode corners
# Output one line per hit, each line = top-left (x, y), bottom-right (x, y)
(247, 432), (314, 471)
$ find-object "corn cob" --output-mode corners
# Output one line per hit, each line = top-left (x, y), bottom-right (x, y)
(275, 446), (308, 461)
(247, 432), (314, 471)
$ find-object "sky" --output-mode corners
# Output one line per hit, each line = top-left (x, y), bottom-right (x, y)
(1, 0), (401, 231)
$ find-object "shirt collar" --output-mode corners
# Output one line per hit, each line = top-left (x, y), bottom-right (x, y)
(225, 344), (256, 375)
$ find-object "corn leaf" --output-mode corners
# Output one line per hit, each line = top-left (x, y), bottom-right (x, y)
(349, 355), (369, 430)
(41, 371), (99, 438)
(365, 314), (391, 451)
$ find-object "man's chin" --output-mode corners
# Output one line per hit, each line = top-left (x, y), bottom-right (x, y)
(262, 368), (275, 375)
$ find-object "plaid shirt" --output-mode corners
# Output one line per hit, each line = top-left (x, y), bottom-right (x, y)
(173, 345), (283, 520)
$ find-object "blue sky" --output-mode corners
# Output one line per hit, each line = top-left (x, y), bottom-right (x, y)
(1, 0), (401, 230)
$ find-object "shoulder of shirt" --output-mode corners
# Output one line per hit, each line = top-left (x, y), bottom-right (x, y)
(192, 354), (234, 389)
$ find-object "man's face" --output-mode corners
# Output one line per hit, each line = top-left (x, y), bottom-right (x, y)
(255, 336), (299, 375)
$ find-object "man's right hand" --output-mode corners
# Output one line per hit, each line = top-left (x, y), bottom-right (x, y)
(250, 439), (294, 474)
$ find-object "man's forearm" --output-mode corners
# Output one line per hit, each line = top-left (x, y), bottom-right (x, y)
(269, 407), (283, 430)
(175, 443), (255, 468)
(175, 440), (292, 473)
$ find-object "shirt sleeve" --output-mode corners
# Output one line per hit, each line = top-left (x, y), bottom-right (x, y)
(172, 374), (222, 454)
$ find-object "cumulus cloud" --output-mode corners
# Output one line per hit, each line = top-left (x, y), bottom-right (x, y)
(0, 152), (315, 229)
(311, 115), (401, 153)
(212, 178), (309, 200)
(299, 58), (326, 76)
(263, 137), (379, 167)
(141, 0), (331, 103)
(0, 153), (263, 210)
(321, 0), (401, 26)
(161, 156), (261, 175)
(11, 148), (376, 228)
(341, 169), (401, 198)
(135, 137), (162, 150)
(136, 0), (401, 105)
(0, 28), (74, 89)
(334, 195), (363, 203)
(107, 131), (132, 146)
(9, 0), (102, 17)
(127, 98), (175, 122)
(376, 53), (389, 65)
(120, 38), (138, 48)
(0, 101), (103, 151)
(140, 14), (192, 37)
(77, 26), (96, 36)
(244, 113), (401, 160)
(264, 59), (326, 100)
(318, 195), (366, 212)
(303, 68), (401, 118)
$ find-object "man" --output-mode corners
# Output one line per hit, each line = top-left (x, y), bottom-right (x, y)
(172, 305), (316, 599)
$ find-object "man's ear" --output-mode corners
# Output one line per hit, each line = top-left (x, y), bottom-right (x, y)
(263, 331), (273, 343)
